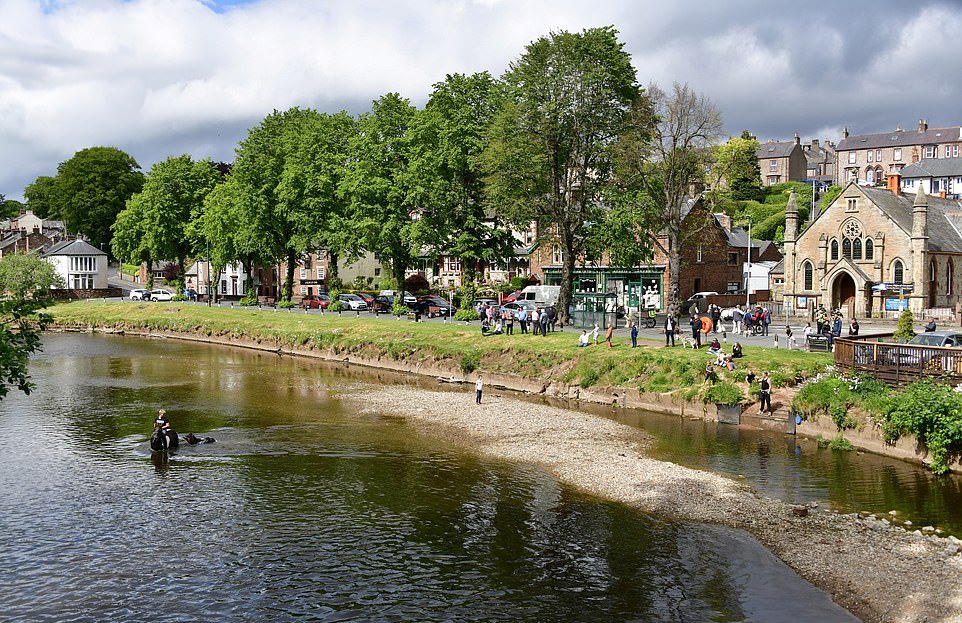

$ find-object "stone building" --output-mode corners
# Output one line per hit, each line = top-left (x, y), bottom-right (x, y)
(756, 134), (807, 185)
(781, 182), (962, 317)
(835, 120), (962, 186)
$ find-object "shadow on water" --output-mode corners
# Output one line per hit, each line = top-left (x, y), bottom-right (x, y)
(0, 334), (865, 621)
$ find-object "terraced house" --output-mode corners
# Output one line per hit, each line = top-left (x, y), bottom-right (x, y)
(836, 119), (962, 186)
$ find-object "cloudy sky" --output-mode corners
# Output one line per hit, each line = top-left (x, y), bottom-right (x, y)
(2, 0), (961, 199)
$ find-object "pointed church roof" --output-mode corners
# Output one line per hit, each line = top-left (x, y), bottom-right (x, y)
(914, 182), (928, 207)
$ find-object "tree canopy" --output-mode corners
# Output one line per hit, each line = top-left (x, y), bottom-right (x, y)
(55, 147), (145, 255)
(483, 26), (641, 323)
(23, 175), (61, 219)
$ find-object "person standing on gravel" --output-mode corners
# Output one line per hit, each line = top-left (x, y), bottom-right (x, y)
(475, 376), (483, 404)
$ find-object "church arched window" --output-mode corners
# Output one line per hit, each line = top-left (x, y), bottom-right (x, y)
(803, 261), (814, 291)
(865, 238), (874, 260)
(893, 260), (904, 285)
(830, 239), (839, 260)
(842, 238), (852, 259)
(853, 238), (862, 260)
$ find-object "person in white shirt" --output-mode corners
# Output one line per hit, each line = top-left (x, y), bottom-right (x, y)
(475, 376), (483, 404)
(578, 330), (590, 347)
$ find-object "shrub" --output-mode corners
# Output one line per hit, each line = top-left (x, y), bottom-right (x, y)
(893, 309), (915, 342)
(404, 273), (430, 294)
(828, 434), (854, 451)
(238, 293), (258, 306)
(454, 308), (480, 322)
(328, 289), (344, 312)
(171, 294), (187, 302)
(460, 350), (481, 374)
(392, 302), (411, 316)
(580, 368), (599, 389)
(702, 381), (744, 405)
(881, 379), (962, 475)
(278, 299), (295, 309)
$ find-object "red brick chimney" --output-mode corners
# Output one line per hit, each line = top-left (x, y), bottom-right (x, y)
(888, 173), (902, 193)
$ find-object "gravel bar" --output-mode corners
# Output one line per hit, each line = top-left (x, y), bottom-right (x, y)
(346, 384), (962, 623)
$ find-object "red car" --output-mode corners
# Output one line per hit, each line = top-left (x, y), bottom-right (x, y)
(356, 293), (375, 307)
(501, 290), (523, 304)
(301, 294), (330, 309)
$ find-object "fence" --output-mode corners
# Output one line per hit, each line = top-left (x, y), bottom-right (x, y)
(834, 332), (962, 386)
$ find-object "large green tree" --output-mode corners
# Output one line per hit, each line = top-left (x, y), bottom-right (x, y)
(114, 155), (220, 283)
(194, 178), (261, 301)
(407, 72), (514, 285)
(0, 253), (63, 398)
(482, 27), (639, 324)
(54, 147), (145, 254)
(615, 82), (724, 319)
(344, 93), (422, 298)
(714, 133), (762, 201)
(230, 108), (323, 303)
(23, 175), (61, 219)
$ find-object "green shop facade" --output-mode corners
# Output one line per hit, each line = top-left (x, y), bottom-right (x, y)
(543, 266), (665, 327)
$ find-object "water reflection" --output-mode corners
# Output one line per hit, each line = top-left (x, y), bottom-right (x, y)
(0, 335), (858, 622)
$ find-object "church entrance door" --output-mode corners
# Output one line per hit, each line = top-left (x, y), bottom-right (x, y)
(833, 272), (856, 318)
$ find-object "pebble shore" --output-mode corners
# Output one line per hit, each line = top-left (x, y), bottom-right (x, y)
(347, 384), (962, 623)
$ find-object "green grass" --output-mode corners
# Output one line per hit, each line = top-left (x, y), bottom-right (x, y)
(49, 302), (832, 393)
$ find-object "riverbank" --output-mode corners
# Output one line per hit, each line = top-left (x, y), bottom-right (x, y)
(46, 302), (962, 621)
(347, 384), (962, 623)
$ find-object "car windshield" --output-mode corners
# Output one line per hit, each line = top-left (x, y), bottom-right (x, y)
(343, 294), (361, 300)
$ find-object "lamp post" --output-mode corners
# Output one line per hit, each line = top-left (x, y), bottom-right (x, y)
(745, 219), (752, 309)
(207, 240), (212, 308)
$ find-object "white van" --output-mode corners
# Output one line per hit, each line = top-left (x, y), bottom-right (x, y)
(517, 285), (561, 307)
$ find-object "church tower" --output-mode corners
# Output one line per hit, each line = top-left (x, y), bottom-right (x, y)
(783, 191), (799, 307)
(911, 184), (929, 311)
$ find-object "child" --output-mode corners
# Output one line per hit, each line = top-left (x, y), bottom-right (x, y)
(592, 323), (600, 345)
(578, 330), (590, 347)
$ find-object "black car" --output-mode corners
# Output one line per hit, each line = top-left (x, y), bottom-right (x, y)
(414, 295), (456, 317)
(371, 295), (395, 313)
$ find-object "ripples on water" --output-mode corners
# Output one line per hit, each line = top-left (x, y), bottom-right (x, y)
(0, 335), (858, 622)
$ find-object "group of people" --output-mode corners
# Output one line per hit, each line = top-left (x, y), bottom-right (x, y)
(578, 323), (615, 347)
(479, 303), (557, 336)
(729, 305), (772, 336)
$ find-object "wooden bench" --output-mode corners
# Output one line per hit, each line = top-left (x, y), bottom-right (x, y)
(807, 335), (832, 352)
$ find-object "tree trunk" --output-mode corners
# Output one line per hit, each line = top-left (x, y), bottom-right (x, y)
(327, 250), (339, 287)
(283, 250), (296, 302)
(666, 225), (682, 321)
(558, 243), (576, 327)
(242, 258), (254, 296)
(146, 259), (154, 289)
(394, 259), (406, 311)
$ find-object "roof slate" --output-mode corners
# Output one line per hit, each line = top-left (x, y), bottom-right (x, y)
(40, 239), (105, 257)
(898, 157), (962, 179)
(859, 185), (962, 253)
(756, 141), (798, 159)
(837, 127), (962, 151)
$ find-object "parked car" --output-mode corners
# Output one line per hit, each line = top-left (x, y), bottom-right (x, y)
(149, 289), (173, 302)
(371, 295), (394, 313)
(337, 293), (369, 311)
(473, 298), (499, 314)
(682, 291), (720, 314)
(301, 294), (330, 309)
(356, 293), (375, 307)
(499, 300), (537, 318)
(130, 288), (151, 301)
(907, 332), (962, 348)
(379, 290), (418, 306)
(415, 295), (456, 317)
(888, 332), (962, 370)
(501, 290), (523, 304)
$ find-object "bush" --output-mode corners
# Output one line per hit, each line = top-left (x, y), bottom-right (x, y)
(171, 294), (187, 302)
(454, 308), (480, 322)
(702, 381), (744, 405)
(392, 302), (411, 316)
(404, 273), (430, 294)
(881, 379), (962, 475)
(460, 350), (481, 374)
(828, 434), (854, 451)
(278, 299), (295, 309)
(238, 293), (258, 306)
(893, 309), (915, 342)
(580, 368), (599, 388)
(328, 289), (344, 312)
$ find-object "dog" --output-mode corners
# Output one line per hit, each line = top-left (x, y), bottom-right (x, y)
(682, 335), (698, 349)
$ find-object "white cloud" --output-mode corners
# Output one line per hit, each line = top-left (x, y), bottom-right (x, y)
(0, 0), (959, 198)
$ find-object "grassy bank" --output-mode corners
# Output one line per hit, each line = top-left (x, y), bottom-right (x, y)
(49, 301), (832, 398)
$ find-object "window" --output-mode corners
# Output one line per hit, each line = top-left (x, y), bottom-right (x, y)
(316, 267), (325, 279)
(931, 259), (938, 282)
(853, 238), (862, 260)
(551, 245), (563, 265)
(893, 260), (904, 285)
(925, 146), (935, 158)
(842, 238), (852, 258)
(220, 280), (228, 294)
(803, 262), (814, 290)
(865, 238), (874, 260)
(300, 269), (306, 280)
(848, 152), (857, 164)
(303, 257), (312, 270)
(947, 146), (952, 158)
(876, 149), (882, 161)
(831, 239), (839, 260)
(70, 274), (94, 289)
(767, 176), (779, 186)
(894, 148), (902, 161)
(866, 168), (875, 183)
(953, 145), (960, 158)
(300, 286), (307, 295)
(727, 252), (738, 265)
(696, 245), (703, 262)
(867, 150), (874, 163)
(726, 281), (740, 293)
(770, 159), (777, 172)
(847, 170), (857, 182)
(69, 256), (97, 272)
(846, 199), (857, 211)
(948, 260), (954, 295)
(443, 256), (461, 272)
(932, 179), (941, 192)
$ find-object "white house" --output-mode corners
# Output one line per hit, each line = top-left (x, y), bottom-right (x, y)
(186, 260), (250, 297)
(898, 158), (962, 199)
(40, 239), (109, 290)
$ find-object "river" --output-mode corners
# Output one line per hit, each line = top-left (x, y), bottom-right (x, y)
(0, 334), (864, 622)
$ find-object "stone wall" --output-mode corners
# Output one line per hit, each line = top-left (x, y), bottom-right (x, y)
(49, 288), (122, 300)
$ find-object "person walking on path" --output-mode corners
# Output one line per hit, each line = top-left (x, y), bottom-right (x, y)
(605, 324), (614, 348)
(732, 306), (743, 335)
(631, 322), (638, 348)
(592, 323), (600, 345)
(475, 376), (483, 404)
(761, 307), (771, 336)
(689, 315), (702, 348)
(758, 372), (772, 415)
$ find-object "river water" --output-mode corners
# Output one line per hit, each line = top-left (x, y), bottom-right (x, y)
(0, 334), (864, 622)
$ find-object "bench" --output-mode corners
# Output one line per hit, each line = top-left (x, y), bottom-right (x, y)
(807, 335), (832, 352)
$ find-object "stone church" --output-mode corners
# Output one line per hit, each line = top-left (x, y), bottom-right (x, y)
(781, 181), (962, 317)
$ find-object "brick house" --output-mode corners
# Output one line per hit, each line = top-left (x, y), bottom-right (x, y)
(781, 182), (962, 317)
(835, 120), (962, 186)
(756, 134), (807, 185)
(803, 138), (836, 185)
